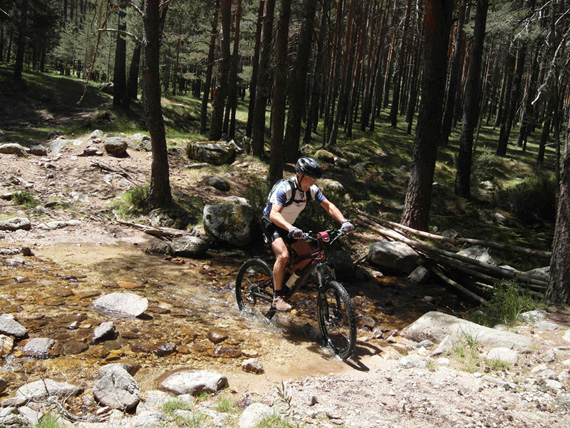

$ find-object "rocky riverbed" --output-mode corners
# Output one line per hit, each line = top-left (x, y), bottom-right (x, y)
(0, 137), (569, 427)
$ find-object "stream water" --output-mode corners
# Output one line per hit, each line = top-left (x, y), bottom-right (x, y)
(0, 241), (470, 414)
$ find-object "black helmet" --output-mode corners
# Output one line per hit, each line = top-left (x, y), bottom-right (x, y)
(295, 157), (322, 179)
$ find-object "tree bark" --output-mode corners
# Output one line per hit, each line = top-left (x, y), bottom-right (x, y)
(454, 0), (489, 199)
(13, 0), (28, 82)
(200, 0), (220, 135)
(142, 0), (172, 209)
(547, 116), (570, 304)
(113, 8), (127, 107)
(251, 0), (276, 156)
(245, 0), (265, 138)
(283, 0), (317, 162)
(269, 0), (292, 185)
(209, 0), (232, 140)
(401, 0), (453, 230)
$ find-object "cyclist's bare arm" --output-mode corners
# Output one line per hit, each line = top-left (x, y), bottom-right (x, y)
(269, 205), (295, 232)
(320, 199), (349, 224)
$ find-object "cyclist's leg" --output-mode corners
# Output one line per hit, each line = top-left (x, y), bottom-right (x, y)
(272, 237), (289, 293)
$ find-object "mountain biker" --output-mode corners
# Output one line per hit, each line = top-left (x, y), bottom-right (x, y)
(261, 157), (355, 311)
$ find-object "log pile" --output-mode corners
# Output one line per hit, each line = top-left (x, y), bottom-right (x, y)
(354, 209), (551, 304)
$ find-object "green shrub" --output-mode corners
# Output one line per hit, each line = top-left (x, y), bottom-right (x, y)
(35, 413), (64, 428)
(496, 175), (556, 225)
(13, 190), (39, 208)
(471, 279), (536, 326)
(115, 186), (149, 216)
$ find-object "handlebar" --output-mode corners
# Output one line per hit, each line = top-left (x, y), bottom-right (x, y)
(301, 228), (351, 245)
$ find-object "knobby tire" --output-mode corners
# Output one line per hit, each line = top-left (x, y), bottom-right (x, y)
(235, 258), (276, 320)
(317, 280), (356, 360)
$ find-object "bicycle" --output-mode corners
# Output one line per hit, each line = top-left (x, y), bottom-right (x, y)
(235, 229), (357, 360)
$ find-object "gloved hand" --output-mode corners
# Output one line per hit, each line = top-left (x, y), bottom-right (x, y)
(288, 227), (304, 239)
(340, 220), (355, 233)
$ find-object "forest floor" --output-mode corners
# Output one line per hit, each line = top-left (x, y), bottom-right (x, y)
(1, 71), (568, 427)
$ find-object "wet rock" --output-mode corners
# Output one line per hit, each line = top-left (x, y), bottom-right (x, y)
(92, 292), (148, 318)
(155, 342), (176, 357)
(0, 217), (31, 231)
(206, 331), (228, 344)
(210, 345), (241, 358)
(239, 402), (274, 428)
(93, 321), (116, 343)
(0, 334), (14, 355)
(172, 235), (209, 258)
(0, 315), (28, 338)
(93, 364), (140, 411)
(160, 369), (228, 396)
(62, 340), (89, 355)
(21, 338), (55, 358)
(0, 377), (7, 394)
(241, 358), (264, 374)
(4, 379), (84, 407)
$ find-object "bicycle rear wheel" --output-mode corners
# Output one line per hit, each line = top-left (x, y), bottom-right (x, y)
(235, 258), (276, 319)
(317, 280), (356, 360)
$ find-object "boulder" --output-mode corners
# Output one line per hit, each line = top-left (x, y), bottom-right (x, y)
(0, 143), (29, 156)
(103, 137), (128, 157)
(172, 235), (209, 258)
(203, 204), (256, 247)
(186, 140), (236, 165)
(402, 311), (533, 351)
(367, 241), (420, 275)
(92, 293), (148, 318)
(160, 369), (228, 396)
(93, 364), (140, 411)
(0, 217), (31, 231)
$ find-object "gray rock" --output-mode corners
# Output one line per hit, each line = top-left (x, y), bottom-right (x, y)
(22, 338), (55, 357)
(534, 321), (558, 330)
(238, 402), (274, 428)
(93, 364), (140, 411)
(408, 266), (430, 283)
(136, 390), (174, 413)
(0, 407), (25, 426)
(0, 143), (29, 156)
(0, 315), (28, 338)
(203, 204), (256, 247)
(92, 321), (116, 342)
(29, 144), (48, 156)
(224, 196), (249, 205)
(0, 376), (7, 394)
(486, 347), (519, 364)
(92, 293), (148, 318)
(241, 358), (264, 374)
(399, 355), (428, 369)
(367, 241), (420, 275)
(160, 369), (228, 396)
(402, 311), (533, 351)
(172, 235), (209, 258)
(0, 217), (31, 231)
(206, 176), (231, 191)
(519, 310), (548, 323)
(186, 141), (236, 165)
(104, 137), (128, 157)
(4, 379), (83, 406)
(457, 245), (498, 266)
(90, 129), (105, 141)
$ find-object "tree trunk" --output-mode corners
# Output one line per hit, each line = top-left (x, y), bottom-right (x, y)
(441, 0), (467, 146)
(245, 0), (265, 138)
(454, 0), (489, 199)
(124, 43), (141, 107)
(13, 0), (28, 82)
(269, 0), (292, 185)
(547, 116), (570, 304)
(142, 0), (172, 209)
(113, 9), (127, 107)
(389, 0), (412, 128)
(224, 0), (242, 139)
(283, 0), (317, 162)
(209, 0), (232, 140)
(251, 0), (276, 156)
(200, 0), (220, 135)
(401, 0), (453, 230)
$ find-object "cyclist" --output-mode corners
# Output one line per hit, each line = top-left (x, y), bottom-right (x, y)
(261, 157), (355, 311)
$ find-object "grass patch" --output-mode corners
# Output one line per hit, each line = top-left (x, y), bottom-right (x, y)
(470, 279), (537, 327)
(34, 413), (65, 428)
(12, 190), (40, 208)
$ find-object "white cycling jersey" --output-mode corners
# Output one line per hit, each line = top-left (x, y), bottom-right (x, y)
(263, 176), (326, 225)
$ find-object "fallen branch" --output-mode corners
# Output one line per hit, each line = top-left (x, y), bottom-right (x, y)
(114, 217), (187, 239)
(90, 160), (142, 184)
(429, 265), (489, 305)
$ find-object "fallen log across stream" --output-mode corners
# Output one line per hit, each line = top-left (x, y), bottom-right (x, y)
(354, 209), (551, 304)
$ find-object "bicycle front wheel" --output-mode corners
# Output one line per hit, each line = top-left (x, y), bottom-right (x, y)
(235, 258), (276, 319)
(317, 280), (356, 360)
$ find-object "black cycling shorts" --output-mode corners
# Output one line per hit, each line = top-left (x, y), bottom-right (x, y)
(260, 216), (295, 245)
